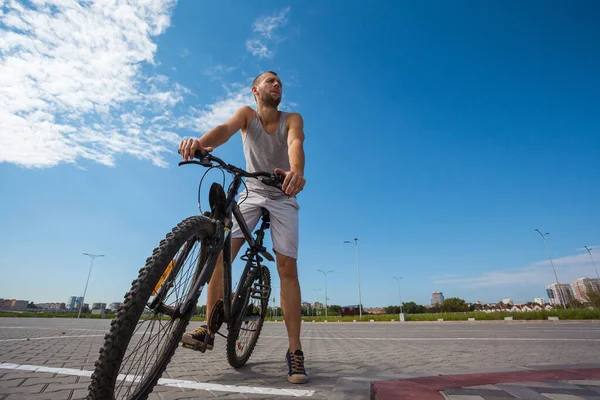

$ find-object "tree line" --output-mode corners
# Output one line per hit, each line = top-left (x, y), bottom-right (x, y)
(192, 293), (600, 317)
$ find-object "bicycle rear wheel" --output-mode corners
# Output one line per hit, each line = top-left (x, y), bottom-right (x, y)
(87, 216), (217, 400)
(226, 266), (271, 368)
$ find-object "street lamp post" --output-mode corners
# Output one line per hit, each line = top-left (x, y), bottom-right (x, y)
(78, 253), (105, 319)
(344, 238), (363, 320)
(393, 276), (403, 321)
(534, 230), (567, 310)
(583, 246), (600, 280)
(317, 269), (333, 318)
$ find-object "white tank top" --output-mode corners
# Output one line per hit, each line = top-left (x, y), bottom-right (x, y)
(242, 110), (290, 199)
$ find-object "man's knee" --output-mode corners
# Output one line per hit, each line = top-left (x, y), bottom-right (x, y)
(276, 252), (298, 281)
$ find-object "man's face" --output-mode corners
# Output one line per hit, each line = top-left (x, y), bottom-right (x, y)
(254, 73), (282, 107)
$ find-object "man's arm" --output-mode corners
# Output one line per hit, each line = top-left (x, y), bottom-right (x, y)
(180, 106), (252, 161)
(198, 106), (252, 148)
(287, 113), (305, 176)
(275, 112), (306, 196)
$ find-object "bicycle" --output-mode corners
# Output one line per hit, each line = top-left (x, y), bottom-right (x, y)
(87, 150), (285, 400)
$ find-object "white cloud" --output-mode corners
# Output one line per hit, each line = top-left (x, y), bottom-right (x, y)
(246, 38), (273, 59)
(183, 84), (254, 133)
(246, 6), (290, 59)
(252, 6), (290, 39)
(203, 64), (238, 81)
(433, 246), (600, 289)
(0, 0), (186, 168)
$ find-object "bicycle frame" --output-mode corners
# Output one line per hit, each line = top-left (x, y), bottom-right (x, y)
(170, 171), (272, 328)
(164, 150), (279, 326)
(222, 172), (271, 326)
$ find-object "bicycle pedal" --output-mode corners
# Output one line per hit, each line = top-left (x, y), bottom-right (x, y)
(250, 288), (270, 301)
(181, 342), (208, 353)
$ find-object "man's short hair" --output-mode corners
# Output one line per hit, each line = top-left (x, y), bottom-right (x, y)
(253, 71), (278, 87)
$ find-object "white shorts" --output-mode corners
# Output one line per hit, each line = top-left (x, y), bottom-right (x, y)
(231, 191), (300, 259)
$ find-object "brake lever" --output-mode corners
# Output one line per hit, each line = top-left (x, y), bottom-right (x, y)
(178, 160), (214, 167)
(177, 149), (213, 167)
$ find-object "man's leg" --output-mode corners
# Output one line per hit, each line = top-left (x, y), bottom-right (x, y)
(181, 238), (246, 349)
(266, 196), (307, 383)
(276, 253), (302, 352)
(205, 238), (245, 321)
(276, 252), (308, 383)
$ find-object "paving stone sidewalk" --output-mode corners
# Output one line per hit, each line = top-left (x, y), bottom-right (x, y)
(1, 319), (599, 399)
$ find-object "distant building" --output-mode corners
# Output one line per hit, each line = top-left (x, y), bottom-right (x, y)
(67, 296), (83, 311)
(502, 298), (514, 306)
(341, 305), (360, 317)
(91, 303), (107, 310)
(571, 278), (600, 302)
(431, 292), (444, 306)
(35, 303), (66, 310)
(545, 283), (575, 306)
(0, 299), (29, 311)
(534, 297), (545, 305)
(364, 307), (386, 315)
(109, 302), (122, 311)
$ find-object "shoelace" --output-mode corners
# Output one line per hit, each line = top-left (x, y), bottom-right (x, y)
(289, 353), (305, 374)
(193, 326), (208, 336)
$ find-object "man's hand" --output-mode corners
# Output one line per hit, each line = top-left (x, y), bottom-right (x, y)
(274, 168), (306, 197)
(179, 139), (213, 161)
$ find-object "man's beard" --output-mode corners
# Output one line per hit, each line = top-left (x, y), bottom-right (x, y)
(261, 93), (281, 107)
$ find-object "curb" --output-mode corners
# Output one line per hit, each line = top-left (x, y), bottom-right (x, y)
(369, 363), (600, 400)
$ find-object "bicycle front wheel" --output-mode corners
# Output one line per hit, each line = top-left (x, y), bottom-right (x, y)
(226, 266), (271, 368)
(87, 216), (217, 400)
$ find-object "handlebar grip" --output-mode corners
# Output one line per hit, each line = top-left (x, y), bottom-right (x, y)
(194, 150), (209, 159)
(261, 173), (284, 190)
(177, 148), (208, 160)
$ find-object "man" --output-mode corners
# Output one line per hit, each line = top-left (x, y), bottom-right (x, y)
(178, 71), (308, 384)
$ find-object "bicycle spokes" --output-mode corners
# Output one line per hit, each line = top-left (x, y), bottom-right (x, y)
(232, 268), (270, 360)
(115, 238), (203, 398)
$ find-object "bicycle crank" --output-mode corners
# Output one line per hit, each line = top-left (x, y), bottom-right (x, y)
(207, 299), (224, 334)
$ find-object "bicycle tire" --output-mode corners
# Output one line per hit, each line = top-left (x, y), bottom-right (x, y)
(226, 266), (271, 368)
(87, 216), (217, 400)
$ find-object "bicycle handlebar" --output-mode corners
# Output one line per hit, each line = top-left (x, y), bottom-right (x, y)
(178, 149), (284, 190)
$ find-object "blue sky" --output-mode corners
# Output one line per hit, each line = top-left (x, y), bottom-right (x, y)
(1, 0), (599, 308)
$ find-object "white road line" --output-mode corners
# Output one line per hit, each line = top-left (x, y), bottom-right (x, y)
(0, 363), (314, 397)
(0, 334), (106, 342)
(0, 326), (101, 331)
(261, 336), (600, 342)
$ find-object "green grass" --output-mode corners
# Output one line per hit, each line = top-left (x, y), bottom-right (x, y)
(294, 309), (600, 322)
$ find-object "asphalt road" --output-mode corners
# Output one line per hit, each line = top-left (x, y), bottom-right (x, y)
(1, 318), (599, 399)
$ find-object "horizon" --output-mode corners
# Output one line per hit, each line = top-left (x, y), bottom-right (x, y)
(5, 275), (600, 309)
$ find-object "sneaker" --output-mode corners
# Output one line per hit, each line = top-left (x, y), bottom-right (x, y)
(181, 325), (214, 352)
(286, 349), (308, 384)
